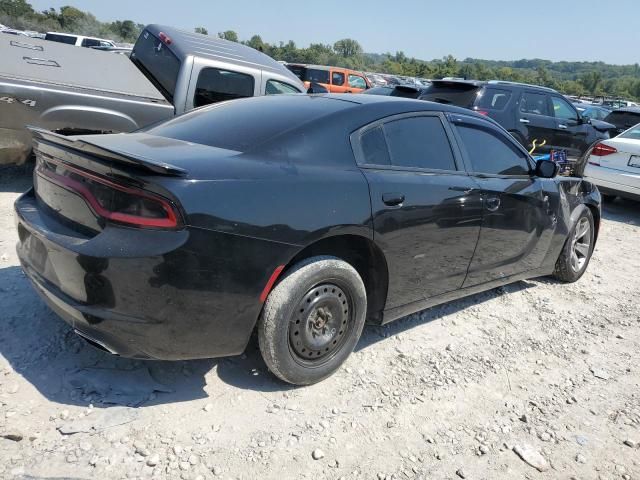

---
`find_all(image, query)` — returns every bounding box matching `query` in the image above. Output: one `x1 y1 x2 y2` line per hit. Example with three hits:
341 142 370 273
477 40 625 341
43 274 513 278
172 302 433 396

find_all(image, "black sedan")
15 94 601 385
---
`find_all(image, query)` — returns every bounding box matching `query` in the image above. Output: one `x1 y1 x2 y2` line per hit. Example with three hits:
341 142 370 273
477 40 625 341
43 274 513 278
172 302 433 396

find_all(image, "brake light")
476 110 490 116
591 143 617 157
158 31 172 45
37 157 182 229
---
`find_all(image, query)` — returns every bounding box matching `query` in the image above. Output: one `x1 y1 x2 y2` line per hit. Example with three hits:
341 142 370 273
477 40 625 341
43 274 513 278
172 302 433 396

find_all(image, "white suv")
45 32 116 48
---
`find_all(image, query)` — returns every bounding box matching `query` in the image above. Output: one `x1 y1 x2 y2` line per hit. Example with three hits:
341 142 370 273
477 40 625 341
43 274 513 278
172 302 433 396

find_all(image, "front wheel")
258 256 367 385
553 208 595 283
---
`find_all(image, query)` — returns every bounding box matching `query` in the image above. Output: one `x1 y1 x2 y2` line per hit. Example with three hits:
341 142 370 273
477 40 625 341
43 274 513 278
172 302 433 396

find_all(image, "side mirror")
535 159 559 178
578 116 589 125
307 82 328 94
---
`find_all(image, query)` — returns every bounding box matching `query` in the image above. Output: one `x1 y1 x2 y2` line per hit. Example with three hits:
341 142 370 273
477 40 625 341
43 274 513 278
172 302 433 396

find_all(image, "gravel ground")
0 166 639 480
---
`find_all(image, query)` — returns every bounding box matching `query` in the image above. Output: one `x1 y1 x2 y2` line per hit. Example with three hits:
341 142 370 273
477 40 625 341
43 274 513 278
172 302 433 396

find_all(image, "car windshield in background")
131 30 180 101
619 125 640 140
286 66 330 84
45 33 76 44
419 82 481 108
148 96 349 151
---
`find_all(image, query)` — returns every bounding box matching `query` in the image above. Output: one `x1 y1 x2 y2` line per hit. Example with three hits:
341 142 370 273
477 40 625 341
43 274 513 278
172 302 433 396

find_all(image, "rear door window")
81 38 102 48
520 92 550 116
359 116 456 171
194 68 255 107
332 71 345 86
454 123 530 175
475 88 512 110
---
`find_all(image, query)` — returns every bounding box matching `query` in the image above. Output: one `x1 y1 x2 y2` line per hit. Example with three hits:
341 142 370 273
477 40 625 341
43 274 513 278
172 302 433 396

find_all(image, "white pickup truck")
0 24 304 164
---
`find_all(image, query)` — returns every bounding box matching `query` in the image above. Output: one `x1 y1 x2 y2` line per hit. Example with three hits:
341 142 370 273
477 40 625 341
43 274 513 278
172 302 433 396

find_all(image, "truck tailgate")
0 36 167 102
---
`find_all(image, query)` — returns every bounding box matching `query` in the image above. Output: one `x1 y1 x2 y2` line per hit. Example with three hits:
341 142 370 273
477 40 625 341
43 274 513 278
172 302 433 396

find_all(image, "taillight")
591 143 617 157
37 157 182 229
158 31 172 45
476 110 490 116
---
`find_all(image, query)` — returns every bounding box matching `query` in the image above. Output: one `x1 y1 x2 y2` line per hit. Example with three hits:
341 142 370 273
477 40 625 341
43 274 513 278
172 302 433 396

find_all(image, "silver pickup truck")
0 24 305 164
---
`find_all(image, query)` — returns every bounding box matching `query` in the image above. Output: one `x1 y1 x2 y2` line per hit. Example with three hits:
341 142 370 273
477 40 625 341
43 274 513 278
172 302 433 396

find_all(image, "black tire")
553 208 595 283
258 256 367 385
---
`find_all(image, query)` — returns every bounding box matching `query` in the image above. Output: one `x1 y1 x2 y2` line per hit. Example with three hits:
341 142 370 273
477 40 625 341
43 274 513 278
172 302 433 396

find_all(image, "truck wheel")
553 209 595 283
258 256 367 385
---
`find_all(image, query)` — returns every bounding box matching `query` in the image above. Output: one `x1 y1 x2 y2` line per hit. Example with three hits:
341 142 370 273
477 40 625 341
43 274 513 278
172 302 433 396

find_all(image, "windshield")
619 124 640 140
131 30 180 102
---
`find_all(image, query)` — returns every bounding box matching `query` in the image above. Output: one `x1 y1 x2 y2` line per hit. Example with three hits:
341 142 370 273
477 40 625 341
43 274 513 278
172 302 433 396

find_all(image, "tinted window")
287 67 330 84
476 87 512 110
620 125 640 140
456 124 530 175
361 127 391 165
81 38 102 47
265 80 300 95
348 75 367 89
332 72 345 86
551 97 578 121
383 116 456 170
45 33 76 45
194 68 255 107
131 30 180 101
520 92 549 116
604 111 640 128
149 96 349 151
420 83 481 108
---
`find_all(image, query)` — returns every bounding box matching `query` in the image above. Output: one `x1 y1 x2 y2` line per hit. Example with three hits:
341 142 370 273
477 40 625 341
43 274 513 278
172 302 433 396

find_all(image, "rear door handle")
382 193 405 207
519 118 530 124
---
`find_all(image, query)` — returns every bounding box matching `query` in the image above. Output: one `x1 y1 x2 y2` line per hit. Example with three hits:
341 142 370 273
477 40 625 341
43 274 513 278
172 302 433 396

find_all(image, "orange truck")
285 64 371 93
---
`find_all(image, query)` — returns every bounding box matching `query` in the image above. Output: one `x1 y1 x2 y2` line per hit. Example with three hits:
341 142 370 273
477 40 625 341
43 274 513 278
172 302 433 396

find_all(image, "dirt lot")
0 166 638 480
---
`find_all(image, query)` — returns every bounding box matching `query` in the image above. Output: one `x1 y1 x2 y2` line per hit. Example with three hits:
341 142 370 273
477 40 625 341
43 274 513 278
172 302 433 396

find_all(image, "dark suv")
419 80 612 158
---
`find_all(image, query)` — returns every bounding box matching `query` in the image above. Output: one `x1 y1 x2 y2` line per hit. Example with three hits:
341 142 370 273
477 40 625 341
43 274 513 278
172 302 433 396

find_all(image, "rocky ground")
0 166 638 480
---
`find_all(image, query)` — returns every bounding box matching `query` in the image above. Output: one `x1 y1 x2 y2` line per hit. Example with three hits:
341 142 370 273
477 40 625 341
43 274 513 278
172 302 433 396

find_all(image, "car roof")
611 106 640 113
145 24 302 84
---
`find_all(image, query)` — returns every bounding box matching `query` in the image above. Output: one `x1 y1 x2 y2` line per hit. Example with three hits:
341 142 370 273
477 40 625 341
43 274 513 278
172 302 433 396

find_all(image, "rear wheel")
553 209 595 283
258 256 367 385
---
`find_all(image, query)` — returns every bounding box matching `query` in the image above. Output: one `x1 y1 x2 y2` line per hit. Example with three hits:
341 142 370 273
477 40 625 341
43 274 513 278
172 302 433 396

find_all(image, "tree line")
2 0 640 100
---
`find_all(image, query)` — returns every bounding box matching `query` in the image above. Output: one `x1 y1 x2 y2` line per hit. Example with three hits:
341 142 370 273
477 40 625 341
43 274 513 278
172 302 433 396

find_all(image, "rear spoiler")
28 127 187 177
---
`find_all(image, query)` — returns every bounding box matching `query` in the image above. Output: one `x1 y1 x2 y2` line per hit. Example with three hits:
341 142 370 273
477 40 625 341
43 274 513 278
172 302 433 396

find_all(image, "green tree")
58 5 85 30
218 30 238 42
333 38 362 58
194 26 208 35
0 0 33 17
110 20 139 42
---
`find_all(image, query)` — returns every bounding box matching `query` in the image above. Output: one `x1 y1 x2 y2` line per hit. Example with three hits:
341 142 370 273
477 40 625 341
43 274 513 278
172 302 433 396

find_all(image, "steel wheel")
288 283 352 365
570 217 591 273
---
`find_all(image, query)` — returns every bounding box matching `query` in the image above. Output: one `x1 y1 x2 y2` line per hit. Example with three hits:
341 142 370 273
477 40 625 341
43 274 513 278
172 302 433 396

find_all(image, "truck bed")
0 36 167 102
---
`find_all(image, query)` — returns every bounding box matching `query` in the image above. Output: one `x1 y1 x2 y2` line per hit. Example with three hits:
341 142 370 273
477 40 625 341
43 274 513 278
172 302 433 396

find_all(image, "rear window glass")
45 33 76 45
361 127 391 165
131 30 181 101
286 66 330 84
605 111 640 128
419 82 481 108
475 88 512 110
148 96 349 152
619 125 640 140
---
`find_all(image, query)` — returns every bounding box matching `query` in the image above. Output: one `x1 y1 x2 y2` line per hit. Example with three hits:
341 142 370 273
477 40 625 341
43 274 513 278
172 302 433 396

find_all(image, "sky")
28 0 640 65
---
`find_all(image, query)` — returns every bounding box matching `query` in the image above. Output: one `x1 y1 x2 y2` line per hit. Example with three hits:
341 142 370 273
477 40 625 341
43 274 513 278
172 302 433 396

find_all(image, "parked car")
419 80 613 158
44 32 117 48
573 103 611 121
602 107 640 137
15 94 600 385
0 25 304 164
582 123 640 201
363 84 429 98
286 64 371 93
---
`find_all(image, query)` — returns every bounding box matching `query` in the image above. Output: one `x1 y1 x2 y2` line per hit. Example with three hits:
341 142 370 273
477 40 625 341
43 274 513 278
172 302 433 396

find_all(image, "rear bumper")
583 170 640 200
15 189 294 360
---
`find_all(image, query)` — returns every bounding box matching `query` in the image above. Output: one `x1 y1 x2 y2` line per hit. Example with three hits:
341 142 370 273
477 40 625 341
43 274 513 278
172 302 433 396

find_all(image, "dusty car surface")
15 94 601 385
